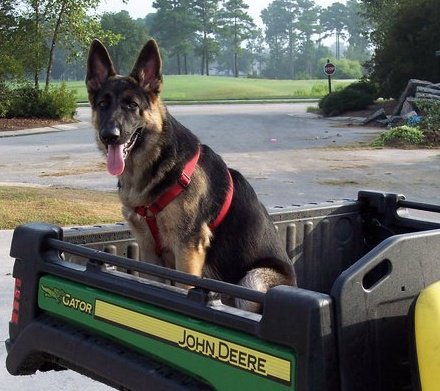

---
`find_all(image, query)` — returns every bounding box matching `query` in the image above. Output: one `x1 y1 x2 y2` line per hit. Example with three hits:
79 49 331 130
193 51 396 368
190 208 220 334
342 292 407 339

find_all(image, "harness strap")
145 214 162 256
148 145 201 215
209 169 234 231
134 145 234 256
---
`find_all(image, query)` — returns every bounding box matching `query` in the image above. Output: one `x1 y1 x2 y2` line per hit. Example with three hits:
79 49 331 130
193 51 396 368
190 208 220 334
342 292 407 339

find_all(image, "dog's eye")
97 100 108 108
127 102 138 110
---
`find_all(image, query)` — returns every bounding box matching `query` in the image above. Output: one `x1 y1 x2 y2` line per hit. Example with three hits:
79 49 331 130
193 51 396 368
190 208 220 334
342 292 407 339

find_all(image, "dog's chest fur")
116 115 213 264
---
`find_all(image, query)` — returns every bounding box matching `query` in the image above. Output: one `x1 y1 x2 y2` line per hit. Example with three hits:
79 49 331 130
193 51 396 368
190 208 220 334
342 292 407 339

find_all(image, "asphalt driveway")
0 102 439 390
1 103 438 206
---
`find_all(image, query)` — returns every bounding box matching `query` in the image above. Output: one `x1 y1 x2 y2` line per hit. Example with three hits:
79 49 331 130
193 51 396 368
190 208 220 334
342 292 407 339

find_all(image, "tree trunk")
335 30 340 60
33 0 40 89
234 16 238 77
34 71 39 89
288 28 295 79
205 38 209 76
45 0 67 89
201 31 208 75
177 53 181 75
200 52 205 75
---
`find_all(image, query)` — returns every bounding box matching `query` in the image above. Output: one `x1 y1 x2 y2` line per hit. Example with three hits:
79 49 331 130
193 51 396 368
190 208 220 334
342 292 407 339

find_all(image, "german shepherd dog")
86 39 296 312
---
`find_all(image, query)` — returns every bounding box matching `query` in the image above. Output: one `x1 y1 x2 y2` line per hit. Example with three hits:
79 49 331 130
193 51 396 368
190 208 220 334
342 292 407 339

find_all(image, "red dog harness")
134 145 234 256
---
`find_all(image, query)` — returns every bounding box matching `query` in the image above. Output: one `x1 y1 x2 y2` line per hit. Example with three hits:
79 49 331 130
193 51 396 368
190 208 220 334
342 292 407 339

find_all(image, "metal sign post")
324 59 336 94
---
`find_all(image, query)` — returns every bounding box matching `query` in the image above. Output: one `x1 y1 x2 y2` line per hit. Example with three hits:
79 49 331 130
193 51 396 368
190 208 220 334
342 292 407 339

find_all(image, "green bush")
0 82 12 117
7 84 42 117
318 80 378 116
40 83 77 119
3 82 76 119
371 125 425 147
417 99 440 144
345 80 378 97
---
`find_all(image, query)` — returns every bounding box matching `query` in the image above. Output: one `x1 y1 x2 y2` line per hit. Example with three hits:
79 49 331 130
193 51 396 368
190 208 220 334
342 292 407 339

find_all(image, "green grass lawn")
0 186 122 229
61 76 353 103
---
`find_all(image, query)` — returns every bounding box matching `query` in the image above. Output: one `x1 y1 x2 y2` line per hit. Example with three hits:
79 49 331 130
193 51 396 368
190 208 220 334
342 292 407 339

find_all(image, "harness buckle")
178 172 191 187
134 205 155 218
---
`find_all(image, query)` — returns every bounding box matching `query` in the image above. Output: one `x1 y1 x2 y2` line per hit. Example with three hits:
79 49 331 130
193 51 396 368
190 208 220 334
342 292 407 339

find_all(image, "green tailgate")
38 275 296 390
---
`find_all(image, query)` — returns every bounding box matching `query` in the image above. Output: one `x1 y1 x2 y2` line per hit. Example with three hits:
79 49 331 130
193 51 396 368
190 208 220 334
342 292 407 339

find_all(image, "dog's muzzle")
103 129 140 176
100 126 121 145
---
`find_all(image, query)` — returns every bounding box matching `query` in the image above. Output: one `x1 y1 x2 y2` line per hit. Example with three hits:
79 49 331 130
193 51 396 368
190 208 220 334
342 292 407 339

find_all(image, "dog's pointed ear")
130 39 163 94
86 39 116 98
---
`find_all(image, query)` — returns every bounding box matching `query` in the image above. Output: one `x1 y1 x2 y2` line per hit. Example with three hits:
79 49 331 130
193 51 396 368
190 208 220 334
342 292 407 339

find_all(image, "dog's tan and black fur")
86 39 296 312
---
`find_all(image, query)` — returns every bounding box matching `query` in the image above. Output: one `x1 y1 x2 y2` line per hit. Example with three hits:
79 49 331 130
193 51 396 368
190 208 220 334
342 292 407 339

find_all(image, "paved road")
4 103 439 206
1 103 439 390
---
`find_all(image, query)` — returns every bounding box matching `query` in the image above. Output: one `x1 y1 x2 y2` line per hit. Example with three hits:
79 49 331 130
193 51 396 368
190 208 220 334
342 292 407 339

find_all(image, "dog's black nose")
100 126 120 144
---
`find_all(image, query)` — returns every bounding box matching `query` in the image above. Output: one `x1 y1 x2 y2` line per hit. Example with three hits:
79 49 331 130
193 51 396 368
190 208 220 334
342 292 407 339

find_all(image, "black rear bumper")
6 314 212 391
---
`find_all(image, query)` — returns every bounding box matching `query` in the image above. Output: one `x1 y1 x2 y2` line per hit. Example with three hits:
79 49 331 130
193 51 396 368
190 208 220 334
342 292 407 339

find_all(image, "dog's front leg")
175 243 207 290
124 207 166 282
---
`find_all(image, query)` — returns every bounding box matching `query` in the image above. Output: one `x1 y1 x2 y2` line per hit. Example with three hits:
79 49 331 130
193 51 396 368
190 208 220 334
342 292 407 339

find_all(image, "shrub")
7 84 42 118
0 82 12 117
371 125 425 147
5 82 76 119
417 99 440 144
40 83 77 119
318 80 378 116
345 80 378 97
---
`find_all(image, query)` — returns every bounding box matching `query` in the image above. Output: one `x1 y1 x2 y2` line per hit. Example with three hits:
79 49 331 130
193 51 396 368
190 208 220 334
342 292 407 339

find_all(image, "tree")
141 13 157 33
320 2 347 59
51 46 85 80
151 0 196 74
261 0 321 79
362 0 440 97
18 0 119 89
246 28 266 76
0 1 23 81
344 0 370 62
16 1 48 88
193 0 220 75
217 0 255 77
295 0 320 77
100 11 149 75
360 0 399 49
277 0 301 79
261 1 289 78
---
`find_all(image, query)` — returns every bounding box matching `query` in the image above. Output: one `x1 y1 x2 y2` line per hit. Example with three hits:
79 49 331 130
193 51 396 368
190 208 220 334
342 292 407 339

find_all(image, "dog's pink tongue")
107 144 125 176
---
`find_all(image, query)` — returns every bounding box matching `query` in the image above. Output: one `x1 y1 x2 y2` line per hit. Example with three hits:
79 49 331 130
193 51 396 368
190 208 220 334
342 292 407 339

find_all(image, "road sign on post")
324 60 336 93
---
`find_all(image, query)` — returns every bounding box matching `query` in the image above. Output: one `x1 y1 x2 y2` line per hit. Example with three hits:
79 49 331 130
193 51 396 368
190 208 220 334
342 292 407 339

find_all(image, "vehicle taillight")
11 278 22 325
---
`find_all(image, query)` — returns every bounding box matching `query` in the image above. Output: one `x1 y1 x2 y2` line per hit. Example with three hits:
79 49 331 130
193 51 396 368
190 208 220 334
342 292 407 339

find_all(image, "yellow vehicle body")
415 281 440 390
